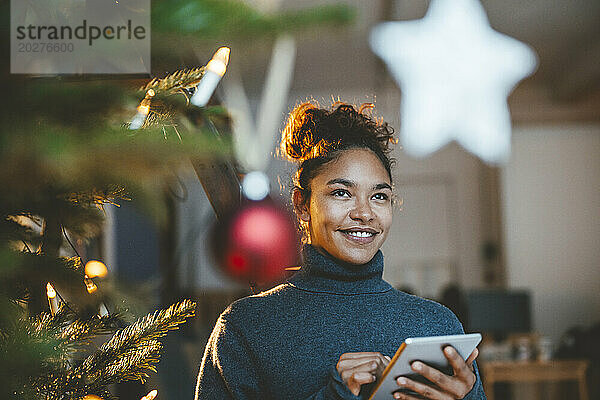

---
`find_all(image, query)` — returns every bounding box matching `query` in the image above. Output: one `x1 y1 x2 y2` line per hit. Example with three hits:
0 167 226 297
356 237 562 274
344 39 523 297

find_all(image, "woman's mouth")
339 228 378 243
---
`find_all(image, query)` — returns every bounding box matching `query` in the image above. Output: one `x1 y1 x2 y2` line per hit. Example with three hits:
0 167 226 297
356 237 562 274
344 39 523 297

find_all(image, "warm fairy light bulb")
47 282 59 315
86 282 98 293
99 303 110 317
85 260 108 278
46 282 56 299
206 47 230 77
141 389 158 400
136 104 150 116
83 396 102 400
130 88 156 129
191 47 231 107
84 275 98 293
136 89 154 115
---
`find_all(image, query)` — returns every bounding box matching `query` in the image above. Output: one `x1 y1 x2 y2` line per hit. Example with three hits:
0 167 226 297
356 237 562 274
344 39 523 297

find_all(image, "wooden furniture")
481 359 589 400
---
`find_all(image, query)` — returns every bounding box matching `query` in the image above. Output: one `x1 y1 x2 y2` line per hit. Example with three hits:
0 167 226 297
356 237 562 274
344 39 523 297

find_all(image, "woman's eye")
331 189 350 198
372 193 389 201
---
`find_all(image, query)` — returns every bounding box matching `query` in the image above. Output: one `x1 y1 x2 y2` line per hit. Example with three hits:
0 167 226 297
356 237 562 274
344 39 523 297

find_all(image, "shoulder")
219 283 295 327
390 289 465 334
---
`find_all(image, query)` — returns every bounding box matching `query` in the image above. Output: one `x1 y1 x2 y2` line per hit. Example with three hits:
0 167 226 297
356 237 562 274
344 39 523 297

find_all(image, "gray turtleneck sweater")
195 246 486 399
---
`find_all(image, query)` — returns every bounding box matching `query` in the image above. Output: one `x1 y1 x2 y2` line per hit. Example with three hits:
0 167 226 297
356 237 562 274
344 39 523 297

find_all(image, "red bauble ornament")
210 199 300 286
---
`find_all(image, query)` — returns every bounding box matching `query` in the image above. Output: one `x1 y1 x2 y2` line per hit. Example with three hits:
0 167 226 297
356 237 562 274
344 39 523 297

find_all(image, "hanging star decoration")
370 0 537 164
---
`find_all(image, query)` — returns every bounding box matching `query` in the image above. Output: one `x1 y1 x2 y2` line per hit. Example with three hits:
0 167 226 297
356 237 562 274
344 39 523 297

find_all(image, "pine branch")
52 341 162 400
141 108 178 130
141 67 205 96
60 185 131 209
0 251 84 304
0 217 41 246
56 300 195 397
134 68 210 130
1 303 128 400
2 80 128 128
59 313 123 350
3 201 105 242
53 207 105 240
1 314 68 400
100 339 162 384
30 307 124 353
76 300 195 375
0 122 228 206
33 306 73 336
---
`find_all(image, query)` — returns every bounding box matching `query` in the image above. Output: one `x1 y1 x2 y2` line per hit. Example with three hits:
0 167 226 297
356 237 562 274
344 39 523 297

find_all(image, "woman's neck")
286 244 392 295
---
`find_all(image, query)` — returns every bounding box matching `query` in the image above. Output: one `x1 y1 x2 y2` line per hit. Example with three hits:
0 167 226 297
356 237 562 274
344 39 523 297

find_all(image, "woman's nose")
349 198 374 221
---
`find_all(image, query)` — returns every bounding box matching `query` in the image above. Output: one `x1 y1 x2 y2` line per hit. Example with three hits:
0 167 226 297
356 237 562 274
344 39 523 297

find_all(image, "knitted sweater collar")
287 245 392 295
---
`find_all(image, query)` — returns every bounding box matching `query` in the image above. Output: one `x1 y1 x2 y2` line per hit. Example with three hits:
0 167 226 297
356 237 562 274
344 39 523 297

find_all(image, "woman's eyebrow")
327 178 354 187
373 183 392 191
326 179 392 191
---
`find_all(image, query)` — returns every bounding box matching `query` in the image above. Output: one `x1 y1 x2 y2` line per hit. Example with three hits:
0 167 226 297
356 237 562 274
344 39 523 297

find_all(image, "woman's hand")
393 347 479 399
336 352 390 396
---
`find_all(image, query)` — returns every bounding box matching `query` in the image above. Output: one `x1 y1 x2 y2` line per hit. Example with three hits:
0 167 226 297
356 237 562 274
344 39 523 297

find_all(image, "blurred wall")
501 124 600 346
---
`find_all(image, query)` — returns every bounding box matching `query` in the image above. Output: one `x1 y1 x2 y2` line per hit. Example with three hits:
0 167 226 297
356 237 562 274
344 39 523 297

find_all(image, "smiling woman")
294 147 393 265
195 102 487 400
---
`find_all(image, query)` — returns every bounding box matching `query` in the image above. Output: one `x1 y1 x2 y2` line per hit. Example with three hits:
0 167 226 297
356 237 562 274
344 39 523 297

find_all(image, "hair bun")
280 102 328 162
280 101 395 163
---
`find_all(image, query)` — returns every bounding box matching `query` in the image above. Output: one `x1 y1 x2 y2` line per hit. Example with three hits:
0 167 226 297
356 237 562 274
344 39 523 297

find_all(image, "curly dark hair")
280 101 396 204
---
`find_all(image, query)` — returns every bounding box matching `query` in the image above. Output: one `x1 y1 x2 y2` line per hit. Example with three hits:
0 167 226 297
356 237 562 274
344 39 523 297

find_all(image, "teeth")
347 231 374 238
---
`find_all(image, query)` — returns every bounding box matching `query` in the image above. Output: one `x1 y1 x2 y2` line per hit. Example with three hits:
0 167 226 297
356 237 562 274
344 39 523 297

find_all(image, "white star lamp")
370 0 537 164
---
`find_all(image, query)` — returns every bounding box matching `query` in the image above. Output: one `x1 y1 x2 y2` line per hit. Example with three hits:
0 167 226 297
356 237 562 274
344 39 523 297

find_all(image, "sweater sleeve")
195 315 261 400
463 360 487 400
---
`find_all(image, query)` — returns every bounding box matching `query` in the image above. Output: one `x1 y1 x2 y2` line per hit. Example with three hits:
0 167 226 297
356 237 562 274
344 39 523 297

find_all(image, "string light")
99 303 109 317
141 389 158 400
84 275 98 294
46 282 59 315
129 88 156 130
85 260 108 278
190 47 230 107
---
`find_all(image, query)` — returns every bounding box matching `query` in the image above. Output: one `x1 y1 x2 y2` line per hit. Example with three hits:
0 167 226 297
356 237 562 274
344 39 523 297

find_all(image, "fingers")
337 353 388 374
337 352 390 396
349 371 377 385
339 352 386 360
443 347 476 386
339 359 382 381
346 371 377 396
340 360 380 396
347 371 375 389
409 361 460 398
465 348 479 367
394 376 448 400
397 347 476 399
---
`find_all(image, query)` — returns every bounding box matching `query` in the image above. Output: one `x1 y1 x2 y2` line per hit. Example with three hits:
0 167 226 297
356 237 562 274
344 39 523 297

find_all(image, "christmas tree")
0 62 219 400
0 1 352 398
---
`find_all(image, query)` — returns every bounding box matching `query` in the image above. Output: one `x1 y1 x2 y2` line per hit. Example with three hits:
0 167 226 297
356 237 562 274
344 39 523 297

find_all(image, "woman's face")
296 148 393 265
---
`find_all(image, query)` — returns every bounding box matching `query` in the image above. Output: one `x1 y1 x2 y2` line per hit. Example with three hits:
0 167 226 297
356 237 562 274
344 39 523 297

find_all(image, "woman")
195 102 486 399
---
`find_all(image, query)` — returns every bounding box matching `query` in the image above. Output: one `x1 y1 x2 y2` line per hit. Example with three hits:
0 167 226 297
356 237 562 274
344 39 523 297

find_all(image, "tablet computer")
367 333 482 400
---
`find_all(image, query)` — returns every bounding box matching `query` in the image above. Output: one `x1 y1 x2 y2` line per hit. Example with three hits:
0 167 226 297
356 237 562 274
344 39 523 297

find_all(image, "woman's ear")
292 189 310 222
